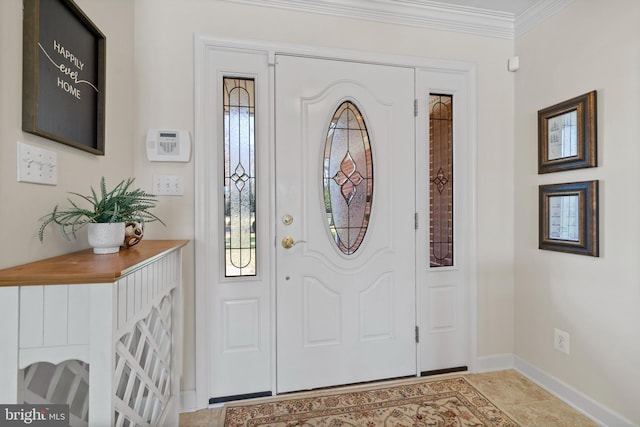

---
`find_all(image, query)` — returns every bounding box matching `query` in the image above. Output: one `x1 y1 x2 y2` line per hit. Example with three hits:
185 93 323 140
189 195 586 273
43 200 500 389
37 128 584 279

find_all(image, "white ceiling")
225 0 574 38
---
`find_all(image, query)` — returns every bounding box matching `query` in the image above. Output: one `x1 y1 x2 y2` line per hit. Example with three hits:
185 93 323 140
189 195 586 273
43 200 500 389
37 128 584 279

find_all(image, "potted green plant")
39 177 165 254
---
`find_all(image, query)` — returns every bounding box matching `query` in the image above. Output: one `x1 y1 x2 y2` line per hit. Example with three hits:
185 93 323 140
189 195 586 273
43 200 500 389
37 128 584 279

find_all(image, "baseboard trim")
181 389 197 413
475 353 514 372
513 356 636 427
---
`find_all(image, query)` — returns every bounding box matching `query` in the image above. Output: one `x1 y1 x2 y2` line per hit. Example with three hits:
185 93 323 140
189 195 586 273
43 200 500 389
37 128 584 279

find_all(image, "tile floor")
179 370 597 426
465 370 597 426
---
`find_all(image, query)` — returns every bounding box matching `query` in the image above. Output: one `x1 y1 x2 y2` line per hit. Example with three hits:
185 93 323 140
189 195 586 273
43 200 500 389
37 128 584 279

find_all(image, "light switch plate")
17 142 57 185
153 174 184 196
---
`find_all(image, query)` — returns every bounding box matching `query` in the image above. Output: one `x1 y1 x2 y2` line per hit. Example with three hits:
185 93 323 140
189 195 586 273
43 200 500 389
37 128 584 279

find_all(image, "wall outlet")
554 328 570 355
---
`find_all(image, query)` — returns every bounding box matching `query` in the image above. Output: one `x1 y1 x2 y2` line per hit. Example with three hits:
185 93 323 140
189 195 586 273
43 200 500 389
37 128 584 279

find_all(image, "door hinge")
414 99 418 117
415 326 420 343
415 213 419 230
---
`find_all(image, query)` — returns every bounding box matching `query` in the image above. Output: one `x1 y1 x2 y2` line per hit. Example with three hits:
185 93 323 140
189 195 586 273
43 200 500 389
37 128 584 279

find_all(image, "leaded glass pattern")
429 94 453 267
323 101 373 255
223 78 256 276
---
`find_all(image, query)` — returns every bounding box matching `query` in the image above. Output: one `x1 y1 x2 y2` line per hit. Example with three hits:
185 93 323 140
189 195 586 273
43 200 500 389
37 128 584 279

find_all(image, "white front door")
275 55 417 393
196 39 477 405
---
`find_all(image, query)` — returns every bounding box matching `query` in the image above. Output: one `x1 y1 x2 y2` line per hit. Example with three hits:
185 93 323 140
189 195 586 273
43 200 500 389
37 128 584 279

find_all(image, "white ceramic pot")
87 222 125 254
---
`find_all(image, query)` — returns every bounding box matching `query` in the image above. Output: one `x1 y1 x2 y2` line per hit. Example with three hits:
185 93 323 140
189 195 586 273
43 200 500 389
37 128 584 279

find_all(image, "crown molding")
225 0 515 39
224 0 573 39
515 0 574 37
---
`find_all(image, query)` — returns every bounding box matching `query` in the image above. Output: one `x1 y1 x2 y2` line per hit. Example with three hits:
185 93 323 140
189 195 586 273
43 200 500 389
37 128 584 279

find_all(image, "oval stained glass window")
323 101 373 255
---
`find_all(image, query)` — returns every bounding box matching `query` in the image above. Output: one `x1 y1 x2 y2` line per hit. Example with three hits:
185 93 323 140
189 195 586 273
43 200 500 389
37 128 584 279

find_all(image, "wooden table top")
0 240 189 287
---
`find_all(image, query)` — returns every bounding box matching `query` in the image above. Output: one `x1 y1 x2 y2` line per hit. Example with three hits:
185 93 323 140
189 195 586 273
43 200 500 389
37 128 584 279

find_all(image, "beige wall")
514 1 640 423
133 0 515 393
1 0 515 405
3 0 637 422
0 0 136 267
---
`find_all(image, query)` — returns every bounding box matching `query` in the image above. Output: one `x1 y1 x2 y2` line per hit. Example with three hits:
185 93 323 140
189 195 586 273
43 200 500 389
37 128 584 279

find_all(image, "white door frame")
194 34 478 410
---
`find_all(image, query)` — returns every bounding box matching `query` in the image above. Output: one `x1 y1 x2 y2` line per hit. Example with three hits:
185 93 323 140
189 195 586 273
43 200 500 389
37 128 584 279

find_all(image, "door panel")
275 55 416 393
203 50 272 399
416 69 471 372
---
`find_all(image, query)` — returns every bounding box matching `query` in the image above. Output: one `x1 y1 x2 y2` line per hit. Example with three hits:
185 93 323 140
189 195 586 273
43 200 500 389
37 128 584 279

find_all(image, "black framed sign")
22 0 106 155
539 180 599 257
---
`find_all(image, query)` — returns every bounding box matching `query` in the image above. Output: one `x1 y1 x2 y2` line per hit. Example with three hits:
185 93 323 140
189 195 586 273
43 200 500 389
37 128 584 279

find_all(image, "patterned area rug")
224 376 519 426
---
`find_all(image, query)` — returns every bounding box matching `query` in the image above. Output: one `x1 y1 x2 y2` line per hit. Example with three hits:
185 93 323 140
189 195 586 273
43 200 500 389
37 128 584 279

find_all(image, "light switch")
152 174 184 196
17 142 57 185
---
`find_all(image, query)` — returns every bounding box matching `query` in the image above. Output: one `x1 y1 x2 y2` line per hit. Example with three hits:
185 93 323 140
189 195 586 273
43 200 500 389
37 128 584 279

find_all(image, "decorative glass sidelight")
223 77 256 276
323 101 373 255
429 94 454 267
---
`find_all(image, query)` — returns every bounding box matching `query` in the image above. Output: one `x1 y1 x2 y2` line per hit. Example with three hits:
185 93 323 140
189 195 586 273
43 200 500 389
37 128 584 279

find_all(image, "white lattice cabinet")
0 240 188 426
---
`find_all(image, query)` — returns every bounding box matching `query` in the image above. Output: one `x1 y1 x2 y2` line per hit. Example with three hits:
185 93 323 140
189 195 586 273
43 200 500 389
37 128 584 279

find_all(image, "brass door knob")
282 236 295 249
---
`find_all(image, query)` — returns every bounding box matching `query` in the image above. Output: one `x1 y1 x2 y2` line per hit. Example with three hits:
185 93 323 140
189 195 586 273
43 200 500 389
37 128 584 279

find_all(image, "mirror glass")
547 110 577 160
548 194 580 241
